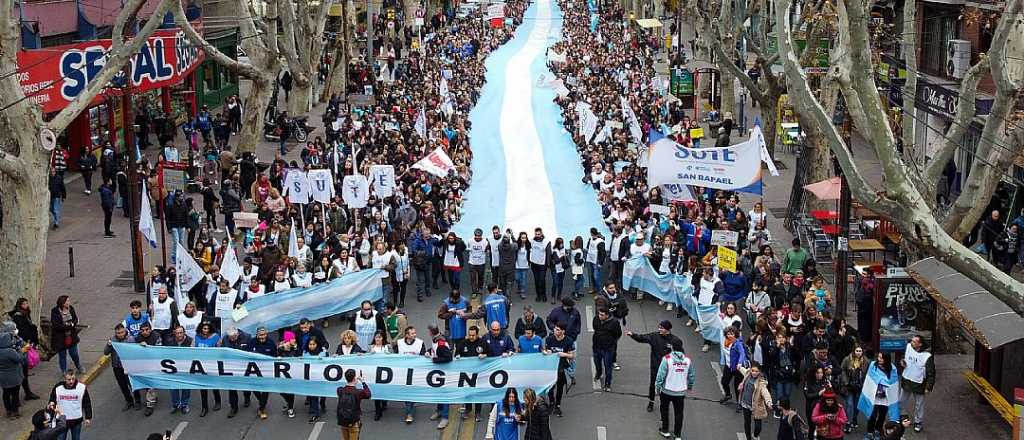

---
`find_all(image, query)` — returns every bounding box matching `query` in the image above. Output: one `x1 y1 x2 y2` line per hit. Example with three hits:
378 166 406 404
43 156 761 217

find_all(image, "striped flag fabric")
858 361 902 422
138 182 158 248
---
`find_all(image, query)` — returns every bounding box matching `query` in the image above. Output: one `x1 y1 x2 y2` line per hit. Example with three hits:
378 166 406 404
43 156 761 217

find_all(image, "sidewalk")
0 85 328 440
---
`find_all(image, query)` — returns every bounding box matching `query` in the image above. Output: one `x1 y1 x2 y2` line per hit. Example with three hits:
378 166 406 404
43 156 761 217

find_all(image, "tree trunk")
288 80 314 115
0 162 49 316
324 43 349 101
762 95 778 157
799 81 839 213
237 78 274 154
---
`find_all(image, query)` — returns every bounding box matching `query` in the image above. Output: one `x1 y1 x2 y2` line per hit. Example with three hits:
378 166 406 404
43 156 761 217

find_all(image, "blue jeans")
415 268 430 298
552 271 565 299
279 137 287 155
587 262 603 291
58 345 82 373
50 198 63 227
845 393 860 424
309 396 321 417
171 389 191 408
224 212 236 236
170 227 186 260
446 269 461 291
772 380 793 405
57 421 82 440
593 347 615 387
405 401 416 417
573 274 585 295
515 269 529 295
436 404 449 418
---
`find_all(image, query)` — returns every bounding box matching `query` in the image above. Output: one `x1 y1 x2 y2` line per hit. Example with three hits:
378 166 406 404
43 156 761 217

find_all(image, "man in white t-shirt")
467 228 489 296
899 335 936 432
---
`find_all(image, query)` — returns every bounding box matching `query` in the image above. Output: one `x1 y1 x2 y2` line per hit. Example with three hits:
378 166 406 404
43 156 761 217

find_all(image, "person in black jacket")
591 307 622 391
29 405 67 440
77 151 97 195
99 179 116 237
48 169 66 229
222 329 251 417
626 320 682 412
50 296 82 374
523 388 553 440
513 305 548 339
248 327 277 419
607 226 632 290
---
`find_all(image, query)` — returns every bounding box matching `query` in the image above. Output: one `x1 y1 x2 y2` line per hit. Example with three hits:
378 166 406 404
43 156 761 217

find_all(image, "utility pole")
120 10 146 292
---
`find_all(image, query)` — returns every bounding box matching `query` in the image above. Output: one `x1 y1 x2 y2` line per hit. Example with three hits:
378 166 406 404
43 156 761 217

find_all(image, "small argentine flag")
138 182 158 248
858 361 902 422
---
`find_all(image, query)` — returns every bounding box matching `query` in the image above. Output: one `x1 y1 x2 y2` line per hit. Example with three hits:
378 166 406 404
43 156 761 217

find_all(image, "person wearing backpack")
336 369 371 440
777 399 809 440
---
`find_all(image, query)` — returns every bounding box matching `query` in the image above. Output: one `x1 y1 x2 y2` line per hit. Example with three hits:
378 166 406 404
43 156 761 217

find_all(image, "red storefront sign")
17 24 205 114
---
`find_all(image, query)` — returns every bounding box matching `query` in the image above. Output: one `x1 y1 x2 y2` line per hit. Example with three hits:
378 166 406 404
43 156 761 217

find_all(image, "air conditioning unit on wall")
946 39 971 79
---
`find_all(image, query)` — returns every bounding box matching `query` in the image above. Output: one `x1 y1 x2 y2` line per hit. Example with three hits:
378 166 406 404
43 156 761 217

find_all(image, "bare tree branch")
942 0 1024 239
921 57 988 184
776 0 897 213
112 0 148 52
47 0 175 132
171 0 267 80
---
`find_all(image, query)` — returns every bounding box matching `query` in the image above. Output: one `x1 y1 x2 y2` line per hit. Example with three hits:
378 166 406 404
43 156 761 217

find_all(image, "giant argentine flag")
455 0 606 240
225 269 384 334
858 361 902 422
113 345 558 404
622 257 721 344
647 127 766 195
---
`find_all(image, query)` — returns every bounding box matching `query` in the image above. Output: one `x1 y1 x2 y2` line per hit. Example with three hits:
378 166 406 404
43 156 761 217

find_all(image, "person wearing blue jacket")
476 284 510 329
721 269 749 304
681 219 711 256
719 326 749 406
485 388 524 440
438 289 469 344
193 322 221 417
247 327 277 420
481 321 515 357
408 228 437 301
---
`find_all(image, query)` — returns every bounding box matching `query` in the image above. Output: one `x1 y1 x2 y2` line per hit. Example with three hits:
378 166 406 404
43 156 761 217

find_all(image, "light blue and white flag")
858 361 901 422
229 269 385 334
138 182 158 248
112 344 559 404
622 257 721 343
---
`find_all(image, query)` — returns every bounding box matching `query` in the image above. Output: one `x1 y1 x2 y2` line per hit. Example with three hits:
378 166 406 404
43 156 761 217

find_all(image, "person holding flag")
139 181 159 248
859 352 901 439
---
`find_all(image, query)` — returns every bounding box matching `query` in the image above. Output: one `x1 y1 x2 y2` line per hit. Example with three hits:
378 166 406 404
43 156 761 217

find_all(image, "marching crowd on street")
1 0 941 439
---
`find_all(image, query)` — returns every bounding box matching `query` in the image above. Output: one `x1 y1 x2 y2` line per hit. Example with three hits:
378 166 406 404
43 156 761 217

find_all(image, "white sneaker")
675 437 683 440
437 418 449 429
658 300 665 305
701 344 709 352
666 303 673 311
83 189 91 195
429 411 440 421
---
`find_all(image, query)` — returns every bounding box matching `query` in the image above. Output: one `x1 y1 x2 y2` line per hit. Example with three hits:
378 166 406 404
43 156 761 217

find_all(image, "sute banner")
17 24 205 114
647 126 765 194
113 344 559 404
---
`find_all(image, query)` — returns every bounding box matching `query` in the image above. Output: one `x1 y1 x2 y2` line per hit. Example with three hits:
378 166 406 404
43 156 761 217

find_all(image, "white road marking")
585 305 595 332
596 426 608 440
710 361 725 395
307 421 325 440
590 357 601 390
170 421 188 440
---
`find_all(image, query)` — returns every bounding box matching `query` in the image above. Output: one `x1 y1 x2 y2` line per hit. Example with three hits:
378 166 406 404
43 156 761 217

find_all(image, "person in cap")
654 339 694 440
626 320 683 413
811 388 848 440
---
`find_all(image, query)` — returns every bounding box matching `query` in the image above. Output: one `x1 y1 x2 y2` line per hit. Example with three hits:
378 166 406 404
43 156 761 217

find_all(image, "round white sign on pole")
39 128 57 151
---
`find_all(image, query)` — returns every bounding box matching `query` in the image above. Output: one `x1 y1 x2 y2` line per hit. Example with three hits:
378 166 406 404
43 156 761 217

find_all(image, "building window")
920 8 960 76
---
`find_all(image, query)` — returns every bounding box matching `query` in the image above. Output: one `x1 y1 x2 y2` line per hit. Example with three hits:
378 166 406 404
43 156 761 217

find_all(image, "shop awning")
635 18 663 28
906 257 1024 349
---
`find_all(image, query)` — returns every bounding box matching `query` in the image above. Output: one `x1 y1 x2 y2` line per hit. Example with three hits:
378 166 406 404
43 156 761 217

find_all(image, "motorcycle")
262 112 317 143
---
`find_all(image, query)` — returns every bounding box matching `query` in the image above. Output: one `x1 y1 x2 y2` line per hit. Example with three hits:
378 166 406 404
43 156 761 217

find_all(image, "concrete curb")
13 354 110 440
